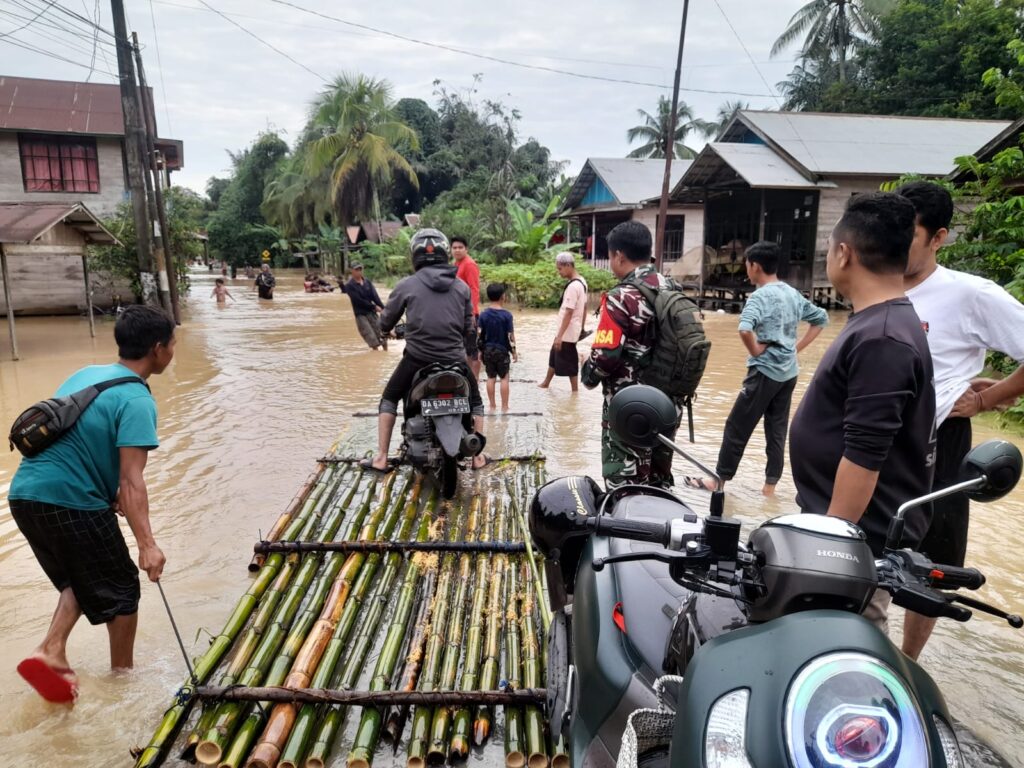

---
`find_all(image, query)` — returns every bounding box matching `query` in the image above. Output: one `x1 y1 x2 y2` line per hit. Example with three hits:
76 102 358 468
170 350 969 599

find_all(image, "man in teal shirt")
8 305 175 703
686 241 828 496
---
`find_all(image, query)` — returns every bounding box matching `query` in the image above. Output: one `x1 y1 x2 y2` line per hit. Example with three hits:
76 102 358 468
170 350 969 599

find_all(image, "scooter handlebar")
589 517 669 546
927 563 986 590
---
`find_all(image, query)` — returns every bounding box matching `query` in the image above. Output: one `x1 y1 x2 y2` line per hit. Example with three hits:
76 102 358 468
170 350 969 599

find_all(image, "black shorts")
465 316 479 359
482 347 511 379
548 342 579 377
9 500 140 624
382 354 484 414
918 417 972 567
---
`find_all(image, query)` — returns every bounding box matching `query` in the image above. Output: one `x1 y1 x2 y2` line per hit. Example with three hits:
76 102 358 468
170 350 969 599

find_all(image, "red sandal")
17 657 78 704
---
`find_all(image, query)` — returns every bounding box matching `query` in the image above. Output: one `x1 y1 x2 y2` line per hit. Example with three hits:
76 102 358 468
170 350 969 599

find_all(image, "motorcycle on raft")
530 385 1023 768
397 362 484 499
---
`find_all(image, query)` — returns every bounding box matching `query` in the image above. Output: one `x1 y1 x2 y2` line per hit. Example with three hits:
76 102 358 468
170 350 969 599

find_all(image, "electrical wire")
0 9 116 61
0 34 117 77
43 0 114 37
197 0 326 82
81 0 98 81
710 0 820 169
148 0 173 134
0 0 53 37
5 0 114 45
263 0 776 98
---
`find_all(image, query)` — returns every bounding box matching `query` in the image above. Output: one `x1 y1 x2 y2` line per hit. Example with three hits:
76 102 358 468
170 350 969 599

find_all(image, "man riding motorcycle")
362 228 487 474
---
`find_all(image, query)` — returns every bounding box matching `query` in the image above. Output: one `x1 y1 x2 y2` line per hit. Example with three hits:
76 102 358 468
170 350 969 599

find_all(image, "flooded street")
1 268 1022 766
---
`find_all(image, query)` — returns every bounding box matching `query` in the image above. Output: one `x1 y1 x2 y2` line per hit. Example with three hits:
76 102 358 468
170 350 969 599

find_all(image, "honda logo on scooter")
817 549 860 563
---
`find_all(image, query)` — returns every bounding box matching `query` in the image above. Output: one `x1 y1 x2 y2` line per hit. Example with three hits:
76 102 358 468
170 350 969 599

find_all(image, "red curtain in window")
20 135 100 193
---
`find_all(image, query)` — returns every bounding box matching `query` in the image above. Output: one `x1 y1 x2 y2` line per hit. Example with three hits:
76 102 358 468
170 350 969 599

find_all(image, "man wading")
342 263 387 350
254 263 276 300
8 306 175 702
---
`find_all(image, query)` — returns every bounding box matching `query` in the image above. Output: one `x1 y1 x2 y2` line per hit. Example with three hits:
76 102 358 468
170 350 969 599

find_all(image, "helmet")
410 228 450 271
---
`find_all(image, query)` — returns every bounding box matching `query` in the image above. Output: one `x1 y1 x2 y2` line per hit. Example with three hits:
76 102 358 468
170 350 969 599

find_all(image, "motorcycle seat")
608 494 701 678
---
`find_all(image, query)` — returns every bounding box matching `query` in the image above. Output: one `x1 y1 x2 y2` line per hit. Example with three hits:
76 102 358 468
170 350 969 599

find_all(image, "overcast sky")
2 0 812 194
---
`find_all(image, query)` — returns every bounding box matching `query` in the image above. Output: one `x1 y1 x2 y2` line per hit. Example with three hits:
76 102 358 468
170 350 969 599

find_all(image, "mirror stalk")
885 476 986 551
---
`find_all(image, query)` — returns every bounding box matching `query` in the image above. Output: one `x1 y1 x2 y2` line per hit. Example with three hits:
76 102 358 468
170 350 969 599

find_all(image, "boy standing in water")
210 278 235 304
477 283 518 410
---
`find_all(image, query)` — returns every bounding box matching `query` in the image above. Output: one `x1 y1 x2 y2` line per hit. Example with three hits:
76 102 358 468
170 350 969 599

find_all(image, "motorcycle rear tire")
438 454 458 499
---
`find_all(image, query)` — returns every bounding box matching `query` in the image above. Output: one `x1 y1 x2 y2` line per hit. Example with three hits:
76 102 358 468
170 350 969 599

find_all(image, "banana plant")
495 196 577 264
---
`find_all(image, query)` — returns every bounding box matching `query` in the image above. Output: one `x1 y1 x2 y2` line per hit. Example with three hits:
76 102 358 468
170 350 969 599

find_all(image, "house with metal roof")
671 110 1011 295
559 157 704 269
0 75 183 217
0 202 121 359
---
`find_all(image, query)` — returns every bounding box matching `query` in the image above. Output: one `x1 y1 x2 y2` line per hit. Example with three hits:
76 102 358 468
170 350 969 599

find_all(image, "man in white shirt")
539 252 588 392
898 181 1024 659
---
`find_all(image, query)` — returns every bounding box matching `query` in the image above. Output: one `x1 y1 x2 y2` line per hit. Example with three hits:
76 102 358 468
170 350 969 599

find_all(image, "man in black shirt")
789 192 936 633
341 264 387 350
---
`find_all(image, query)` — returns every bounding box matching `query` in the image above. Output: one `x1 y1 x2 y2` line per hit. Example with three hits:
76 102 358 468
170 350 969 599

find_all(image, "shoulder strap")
90 376 150 394
624 275 659 307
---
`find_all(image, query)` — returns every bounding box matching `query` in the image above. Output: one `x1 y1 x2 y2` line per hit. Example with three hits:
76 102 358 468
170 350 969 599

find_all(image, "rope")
156 581 199 688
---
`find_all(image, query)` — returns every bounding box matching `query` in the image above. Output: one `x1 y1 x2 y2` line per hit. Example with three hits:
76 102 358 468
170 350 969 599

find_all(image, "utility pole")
111 0 158 306
654 0 691 272
132 32 180 323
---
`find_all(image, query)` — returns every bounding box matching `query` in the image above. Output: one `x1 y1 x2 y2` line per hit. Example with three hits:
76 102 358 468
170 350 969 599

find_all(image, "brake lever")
592 551 691 571
950 594 1024 629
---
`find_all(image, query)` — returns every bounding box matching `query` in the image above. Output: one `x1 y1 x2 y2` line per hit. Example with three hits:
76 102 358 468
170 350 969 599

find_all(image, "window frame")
18 133 101 194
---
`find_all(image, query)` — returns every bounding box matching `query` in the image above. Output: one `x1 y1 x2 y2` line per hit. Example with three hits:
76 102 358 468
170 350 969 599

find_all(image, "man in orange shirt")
453 236 482 377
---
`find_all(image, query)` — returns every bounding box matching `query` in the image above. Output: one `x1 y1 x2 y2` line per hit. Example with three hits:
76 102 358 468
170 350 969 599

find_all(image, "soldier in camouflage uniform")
581 221 680 488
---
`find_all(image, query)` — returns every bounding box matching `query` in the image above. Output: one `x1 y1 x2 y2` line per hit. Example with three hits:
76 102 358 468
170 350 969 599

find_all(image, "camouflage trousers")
601 403 678 489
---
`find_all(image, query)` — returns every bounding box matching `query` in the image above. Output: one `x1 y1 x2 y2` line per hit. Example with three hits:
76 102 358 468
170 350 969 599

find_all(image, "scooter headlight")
785 653 928 768
704 688 753 768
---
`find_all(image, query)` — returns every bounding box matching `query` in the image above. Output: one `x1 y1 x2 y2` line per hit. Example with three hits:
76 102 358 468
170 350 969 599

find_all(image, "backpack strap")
91 375 150 394
623 275 659 308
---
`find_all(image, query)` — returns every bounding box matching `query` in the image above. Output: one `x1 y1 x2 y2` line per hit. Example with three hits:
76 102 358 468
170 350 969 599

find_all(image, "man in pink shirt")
540 252 588 392
453 236 482 376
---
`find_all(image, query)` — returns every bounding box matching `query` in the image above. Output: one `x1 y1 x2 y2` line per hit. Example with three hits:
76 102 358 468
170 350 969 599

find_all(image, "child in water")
477 283 517 410
211 278 235 304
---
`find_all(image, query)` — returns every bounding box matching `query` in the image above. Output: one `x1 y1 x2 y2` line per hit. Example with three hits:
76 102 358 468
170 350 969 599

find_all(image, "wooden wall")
0 225 130 315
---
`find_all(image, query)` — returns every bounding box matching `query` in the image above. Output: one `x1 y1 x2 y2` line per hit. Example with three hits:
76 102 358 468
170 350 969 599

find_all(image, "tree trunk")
838 1 847 85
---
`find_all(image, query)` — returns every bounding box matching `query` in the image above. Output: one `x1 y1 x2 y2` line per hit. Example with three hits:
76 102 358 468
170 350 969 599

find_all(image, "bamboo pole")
250 465 329 571
382 566 436 748
192 476 368 766
255 541 527 555
133 465 347 768
472 496 508 746
194 688 548 707
503 543 525 768
520 560 549 768
426 492 482 765
301 485 431 768
207 475 396 768
449 488 494 760
241 473 408 768
347 493 438 768
406 499 465 768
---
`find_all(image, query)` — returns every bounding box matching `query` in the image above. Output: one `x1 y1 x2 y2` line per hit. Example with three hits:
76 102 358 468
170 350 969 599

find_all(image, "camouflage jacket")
581 264 678 402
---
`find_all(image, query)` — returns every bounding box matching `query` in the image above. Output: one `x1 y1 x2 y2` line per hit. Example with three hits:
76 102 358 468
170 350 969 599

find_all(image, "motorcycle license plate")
422 397 471 416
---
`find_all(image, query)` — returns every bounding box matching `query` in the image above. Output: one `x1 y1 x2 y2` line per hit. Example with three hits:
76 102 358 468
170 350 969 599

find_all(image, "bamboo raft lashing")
134 449 549 768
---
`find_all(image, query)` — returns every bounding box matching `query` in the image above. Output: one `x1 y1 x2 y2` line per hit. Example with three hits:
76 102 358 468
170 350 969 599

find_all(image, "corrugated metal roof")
0 202 118 245
703 143 822 188
737 110 1011 176
0 75 183 169
563 157 691 212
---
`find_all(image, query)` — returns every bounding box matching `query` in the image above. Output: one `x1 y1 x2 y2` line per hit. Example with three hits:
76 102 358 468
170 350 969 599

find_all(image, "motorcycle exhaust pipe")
460 432 484 456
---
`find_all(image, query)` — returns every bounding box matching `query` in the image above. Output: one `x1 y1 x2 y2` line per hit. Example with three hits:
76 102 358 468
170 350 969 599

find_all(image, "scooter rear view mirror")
961 440 1022 502
608 385 679 449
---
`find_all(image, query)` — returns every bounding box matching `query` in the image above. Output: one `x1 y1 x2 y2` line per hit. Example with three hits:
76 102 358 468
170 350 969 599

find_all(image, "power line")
0 34 117 76
0 0 53 37
45 0 114 36
264 0 777 98
4 0 114 47
0 8 116 60
197 0 326 82
148 0 173 133
81 0 98 81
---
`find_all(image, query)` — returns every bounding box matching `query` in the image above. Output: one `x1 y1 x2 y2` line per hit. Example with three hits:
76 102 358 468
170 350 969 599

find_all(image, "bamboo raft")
133 446 559 768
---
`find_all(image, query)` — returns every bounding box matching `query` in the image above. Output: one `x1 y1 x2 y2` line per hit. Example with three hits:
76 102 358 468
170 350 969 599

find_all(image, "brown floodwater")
0 268 1022 766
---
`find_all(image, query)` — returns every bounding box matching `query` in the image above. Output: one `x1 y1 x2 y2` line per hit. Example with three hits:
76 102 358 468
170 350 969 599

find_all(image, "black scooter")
530 385 1023 768
399 363 484 499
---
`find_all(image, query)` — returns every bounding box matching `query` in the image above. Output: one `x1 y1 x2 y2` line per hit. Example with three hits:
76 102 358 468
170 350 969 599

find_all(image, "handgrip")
928 564 986 590
591 517 669 546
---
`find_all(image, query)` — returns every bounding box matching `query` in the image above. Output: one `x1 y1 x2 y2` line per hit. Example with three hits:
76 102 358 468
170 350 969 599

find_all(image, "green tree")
709 100 749 137
206 132 289 266
982 38 1024 112
770 0 883 84
626 96 712 159
306 73 419 233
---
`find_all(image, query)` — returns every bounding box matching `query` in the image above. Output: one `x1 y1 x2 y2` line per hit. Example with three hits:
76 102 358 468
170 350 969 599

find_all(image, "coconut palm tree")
770 0 888 84
626 96 713 160
306 74 420 234
710 100 749 138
